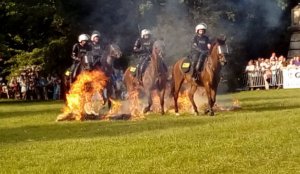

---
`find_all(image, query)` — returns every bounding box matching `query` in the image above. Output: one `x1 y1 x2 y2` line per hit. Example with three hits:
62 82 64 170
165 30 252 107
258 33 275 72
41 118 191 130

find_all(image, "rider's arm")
207 37 211 50
71 44 80 61
133 39 142 53
192 36 201 52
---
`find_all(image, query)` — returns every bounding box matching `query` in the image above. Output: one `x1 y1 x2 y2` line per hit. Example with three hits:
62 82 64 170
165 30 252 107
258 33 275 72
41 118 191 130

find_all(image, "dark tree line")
0 0 297 90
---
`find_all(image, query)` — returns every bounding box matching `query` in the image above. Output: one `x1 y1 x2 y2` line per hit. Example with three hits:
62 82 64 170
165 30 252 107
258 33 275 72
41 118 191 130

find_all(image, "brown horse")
124 40 168 115
171 37 228 116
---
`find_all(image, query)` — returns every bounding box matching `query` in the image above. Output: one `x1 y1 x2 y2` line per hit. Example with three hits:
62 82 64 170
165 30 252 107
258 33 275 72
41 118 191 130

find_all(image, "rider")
90 30 103 67
191 23 211 81
133 29 154 81
70 34 91 81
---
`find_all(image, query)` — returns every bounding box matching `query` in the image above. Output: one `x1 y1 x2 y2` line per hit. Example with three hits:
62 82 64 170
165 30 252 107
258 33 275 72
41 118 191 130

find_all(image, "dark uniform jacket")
71 43 91 61
133 38 154 57
192 35 210 53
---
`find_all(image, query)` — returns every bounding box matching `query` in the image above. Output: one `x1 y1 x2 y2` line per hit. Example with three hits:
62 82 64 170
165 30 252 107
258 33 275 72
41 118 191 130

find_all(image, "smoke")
81 0 140 54
79 0 288 91
151 1 193 64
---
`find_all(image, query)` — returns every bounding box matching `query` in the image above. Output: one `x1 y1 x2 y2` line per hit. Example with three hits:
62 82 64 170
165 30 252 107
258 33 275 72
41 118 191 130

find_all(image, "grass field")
0 89 299 173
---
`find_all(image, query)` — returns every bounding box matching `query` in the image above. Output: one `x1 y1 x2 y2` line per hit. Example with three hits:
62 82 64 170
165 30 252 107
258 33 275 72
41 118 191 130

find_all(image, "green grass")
0 89 299 173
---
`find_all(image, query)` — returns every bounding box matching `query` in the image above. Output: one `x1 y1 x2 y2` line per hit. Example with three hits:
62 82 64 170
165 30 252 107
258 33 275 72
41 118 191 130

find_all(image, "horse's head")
213 36 229 66
108 43 122 59
152 40 166 59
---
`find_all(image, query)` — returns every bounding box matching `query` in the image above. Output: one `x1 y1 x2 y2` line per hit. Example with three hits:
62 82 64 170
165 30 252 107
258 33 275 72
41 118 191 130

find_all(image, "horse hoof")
209 112 215 116
161 111 165 115
194 112 199 116
143 107 150 114
204 109 210 115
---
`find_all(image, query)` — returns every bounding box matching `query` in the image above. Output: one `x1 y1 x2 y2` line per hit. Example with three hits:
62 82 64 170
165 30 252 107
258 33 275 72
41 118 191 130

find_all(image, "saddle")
180 57 192 73
129 66 137 76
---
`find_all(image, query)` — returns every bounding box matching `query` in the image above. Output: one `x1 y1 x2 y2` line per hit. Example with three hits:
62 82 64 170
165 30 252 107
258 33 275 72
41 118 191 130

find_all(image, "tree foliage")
0 0 297 89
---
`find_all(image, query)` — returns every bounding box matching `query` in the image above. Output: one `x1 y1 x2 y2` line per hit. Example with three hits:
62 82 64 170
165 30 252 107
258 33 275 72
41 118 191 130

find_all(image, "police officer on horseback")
191 23 211 81
70 34 91 82
133 29 154 81
90 30 103 67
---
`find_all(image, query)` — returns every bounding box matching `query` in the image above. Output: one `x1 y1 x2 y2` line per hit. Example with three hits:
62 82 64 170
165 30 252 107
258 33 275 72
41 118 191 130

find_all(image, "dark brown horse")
99 43 122 108
124 40 168 115
171 37 228 116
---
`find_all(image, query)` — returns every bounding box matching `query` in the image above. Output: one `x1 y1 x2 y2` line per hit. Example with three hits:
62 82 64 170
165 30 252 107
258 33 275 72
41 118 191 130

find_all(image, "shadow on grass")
0 109 61 119
237 96 297 102
233 101 300 113
0 100 64 105
0 116 229 144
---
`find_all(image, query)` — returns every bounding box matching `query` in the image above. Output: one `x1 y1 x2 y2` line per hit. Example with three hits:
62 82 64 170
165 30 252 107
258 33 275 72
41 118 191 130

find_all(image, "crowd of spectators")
0 66 62 100
245 52 300 90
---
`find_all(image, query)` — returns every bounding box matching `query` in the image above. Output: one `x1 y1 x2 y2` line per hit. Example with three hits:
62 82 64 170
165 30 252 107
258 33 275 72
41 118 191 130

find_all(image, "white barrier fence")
243 68 300 89
242 69 281 89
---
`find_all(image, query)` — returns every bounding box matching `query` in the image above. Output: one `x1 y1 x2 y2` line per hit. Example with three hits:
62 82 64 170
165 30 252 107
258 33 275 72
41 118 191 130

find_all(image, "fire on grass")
56 70 240 121
105 90 144 120
56 70 107 121
56 70 144 121
152 89 241 114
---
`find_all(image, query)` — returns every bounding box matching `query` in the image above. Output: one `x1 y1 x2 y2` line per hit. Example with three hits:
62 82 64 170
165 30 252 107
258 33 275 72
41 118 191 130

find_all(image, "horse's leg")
173 75 184 115
204 85 214 116
159 89 165 115
188 85 199 115
143 90 152 114
209 89 217 116
106 82 113 110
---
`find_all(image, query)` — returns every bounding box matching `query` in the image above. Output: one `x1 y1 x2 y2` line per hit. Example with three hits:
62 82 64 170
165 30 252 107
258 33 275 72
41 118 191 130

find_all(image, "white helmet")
141 29 151 38
78 34 89 42
91 30 101 41
195 23 207 33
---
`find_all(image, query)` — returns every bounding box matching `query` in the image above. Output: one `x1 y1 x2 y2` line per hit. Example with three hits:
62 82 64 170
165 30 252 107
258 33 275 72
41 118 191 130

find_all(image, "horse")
171 37 228 116
99 43 122 108
123 40 168 115
67 43 122 109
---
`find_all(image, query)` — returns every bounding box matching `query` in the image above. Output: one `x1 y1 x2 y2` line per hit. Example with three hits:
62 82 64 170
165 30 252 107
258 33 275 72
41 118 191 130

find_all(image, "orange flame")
151 91 161 113
177 90 192 112
107 98 122 116
58 70 108 121
129 90 143 119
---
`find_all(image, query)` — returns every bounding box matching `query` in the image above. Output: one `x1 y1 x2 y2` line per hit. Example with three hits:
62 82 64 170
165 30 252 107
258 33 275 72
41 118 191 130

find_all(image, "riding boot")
196 58 205 72
162 61 168 72
136 64 140 80
191 63 198 82
139 62 145 82
191 52 200 81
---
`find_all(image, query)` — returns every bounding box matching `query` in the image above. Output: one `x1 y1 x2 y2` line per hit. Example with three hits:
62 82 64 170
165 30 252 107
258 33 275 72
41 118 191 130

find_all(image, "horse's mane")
209 36 226 54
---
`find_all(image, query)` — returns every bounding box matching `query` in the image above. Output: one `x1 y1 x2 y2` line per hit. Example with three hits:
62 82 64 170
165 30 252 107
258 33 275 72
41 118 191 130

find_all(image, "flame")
57 70 108 121
107 99 122 116
129 90 143 119
165 90 193 114
232 99 240 107
151 91 161 113
177 90 192 112
213 98 241 111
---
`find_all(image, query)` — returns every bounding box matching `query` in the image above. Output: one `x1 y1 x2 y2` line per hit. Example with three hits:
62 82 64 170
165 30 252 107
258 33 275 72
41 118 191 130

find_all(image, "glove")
74 57 81 62
134 48 142 53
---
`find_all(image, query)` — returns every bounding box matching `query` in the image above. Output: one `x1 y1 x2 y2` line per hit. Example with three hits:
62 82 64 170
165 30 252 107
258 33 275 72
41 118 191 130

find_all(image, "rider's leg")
196 51 207 72
71 62 80 83
162 61 168 72
136 57 143 80
70 61 76 75
192 52 200 79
